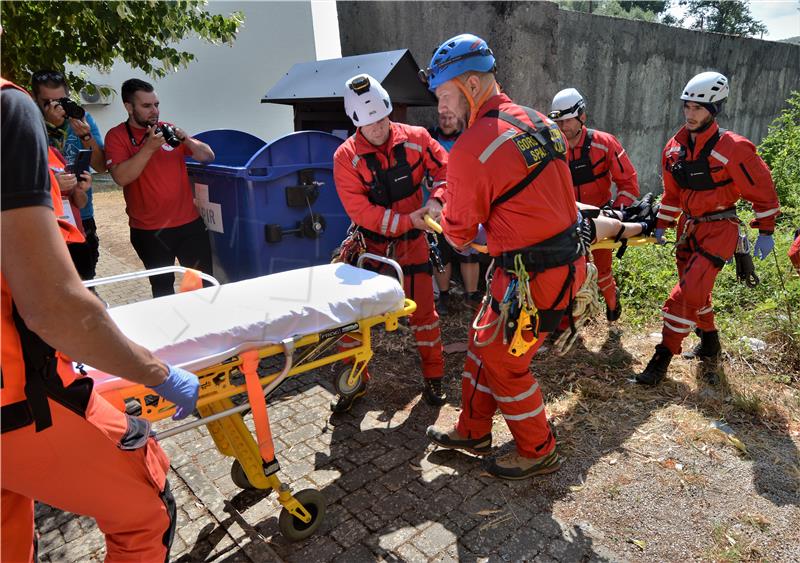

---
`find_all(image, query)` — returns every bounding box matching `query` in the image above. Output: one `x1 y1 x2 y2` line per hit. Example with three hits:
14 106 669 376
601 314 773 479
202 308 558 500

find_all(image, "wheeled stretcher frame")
85 256 415 541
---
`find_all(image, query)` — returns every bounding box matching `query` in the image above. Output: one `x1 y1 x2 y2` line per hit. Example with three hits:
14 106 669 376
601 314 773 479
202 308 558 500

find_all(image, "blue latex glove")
149 366 200 420
654 228 667 245
753 234 774 260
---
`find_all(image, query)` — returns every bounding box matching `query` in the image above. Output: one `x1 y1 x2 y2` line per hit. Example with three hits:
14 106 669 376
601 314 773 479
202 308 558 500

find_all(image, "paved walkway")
34 182 622 562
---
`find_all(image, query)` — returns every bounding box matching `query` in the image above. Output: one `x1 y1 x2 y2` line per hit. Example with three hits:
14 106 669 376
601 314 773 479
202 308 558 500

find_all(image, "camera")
56 97 86 120
157 123 182 148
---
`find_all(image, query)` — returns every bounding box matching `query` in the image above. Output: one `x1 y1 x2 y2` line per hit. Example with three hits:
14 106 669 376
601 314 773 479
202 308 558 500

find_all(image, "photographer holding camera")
32 70 106 282
104 78 215 297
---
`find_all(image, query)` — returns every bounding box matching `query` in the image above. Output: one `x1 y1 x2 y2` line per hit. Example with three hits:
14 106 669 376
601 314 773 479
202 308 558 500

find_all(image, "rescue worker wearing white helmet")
331 73 449 411
637 71 780 385
549 87 641 322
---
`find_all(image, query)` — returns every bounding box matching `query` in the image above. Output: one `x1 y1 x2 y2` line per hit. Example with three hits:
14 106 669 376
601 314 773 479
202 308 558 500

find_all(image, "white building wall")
69 1 340 143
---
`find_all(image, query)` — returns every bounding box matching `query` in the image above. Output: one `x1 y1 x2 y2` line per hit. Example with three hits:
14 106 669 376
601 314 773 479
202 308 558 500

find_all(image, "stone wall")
338 1 800 192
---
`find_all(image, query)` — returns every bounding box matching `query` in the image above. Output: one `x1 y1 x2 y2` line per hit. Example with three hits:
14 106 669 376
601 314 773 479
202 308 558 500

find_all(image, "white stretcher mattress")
89 264 405 383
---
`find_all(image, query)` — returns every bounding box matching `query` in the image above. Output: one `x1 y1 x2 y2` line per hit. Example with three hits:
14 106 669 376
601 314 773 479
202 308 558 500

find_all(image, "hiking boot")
682 329 721 360
436 291 450 316
422 378 446 406
697 357 724 387
330 377 368 413
635 344 673 385
606 288 622 322
483 449 562 480
426 426 492 456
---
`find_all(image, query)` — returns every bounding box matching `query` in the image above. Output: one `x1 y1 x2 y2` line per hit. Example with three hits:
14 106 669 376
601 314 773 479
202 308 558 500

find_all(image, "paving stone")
374 520 419 551
283 423 323 445
411 521 458 558
337 463 383 492
285 536 343 563
372 446 415 472
396 542 428 562
377 463 418 492
333 543 376 563
340 488 374 514
330 516 369 548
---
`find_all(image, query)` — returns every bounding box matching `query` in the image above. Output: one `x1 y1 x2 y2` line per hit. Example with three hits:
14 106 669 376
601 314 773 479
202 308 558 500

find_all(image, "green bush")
759 91 800 209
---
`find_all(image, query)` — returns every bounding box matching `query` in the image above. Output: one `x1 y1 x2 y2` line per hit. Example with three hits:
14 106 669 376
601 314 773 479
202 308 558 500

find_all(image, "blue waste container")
185 130 349 282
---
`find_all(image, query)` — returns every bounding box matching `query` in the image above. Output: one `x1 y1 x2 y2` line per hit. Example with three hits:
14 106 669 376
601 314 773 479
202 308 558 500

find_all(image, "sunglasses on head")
32 71 65 84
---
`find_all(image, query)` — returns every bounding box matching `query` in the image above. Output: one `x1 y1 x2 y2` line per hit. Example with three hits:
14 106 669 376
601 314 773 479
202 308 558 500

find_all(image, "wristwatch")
81 133 92 142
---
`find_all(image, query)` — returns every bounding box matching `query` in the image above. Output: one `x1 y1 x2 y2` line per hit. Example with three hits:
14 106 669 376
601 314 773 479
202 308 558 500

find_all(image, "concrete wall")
337 1 800 193
69 1 340 144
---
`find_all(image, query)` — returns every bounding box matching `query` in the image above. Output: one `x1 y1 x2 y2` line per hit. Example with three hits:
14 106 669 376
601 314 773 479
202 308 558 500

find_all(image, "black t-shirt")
1 87 53 211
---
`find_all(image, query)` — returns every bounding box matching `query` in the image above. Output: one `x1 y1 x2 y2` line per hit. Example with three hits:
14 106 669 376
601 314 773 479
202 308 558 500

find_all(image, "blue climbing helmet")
421 34 496 92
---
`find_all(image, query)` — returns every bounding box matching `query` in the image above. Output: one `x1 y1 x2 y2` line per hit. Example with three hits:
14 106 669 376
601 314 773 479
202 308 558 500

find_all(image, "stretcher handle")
423 215 488 253
591 236 656 251
356 253 404 285
156 337 298 440
83 266 220 289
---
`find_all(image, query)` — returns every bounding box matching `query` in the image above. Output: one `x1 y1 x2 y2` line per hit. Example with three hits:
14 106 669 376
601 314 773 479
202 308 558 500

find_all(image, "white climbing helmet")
549 88 586 121
680 72 729 104
343 73 392 127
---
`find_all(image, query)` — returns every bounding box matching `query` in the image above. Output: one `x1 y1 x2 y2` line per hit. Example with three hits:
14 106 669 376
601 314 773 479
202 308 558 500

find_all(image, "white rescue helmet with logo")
549 88 586 121
344 74 392 127
680 71 729 115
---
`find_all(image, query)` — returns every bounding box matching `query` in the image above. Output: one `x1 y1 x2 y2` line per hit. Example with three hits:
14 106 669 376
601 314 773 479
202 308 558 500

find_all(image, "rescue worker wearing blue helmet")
422 34 587 480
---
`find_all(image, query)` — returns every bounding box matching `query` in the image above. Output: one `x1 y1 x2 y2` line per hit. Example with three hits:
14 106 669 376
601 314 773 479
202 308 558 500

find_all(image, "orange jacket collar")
675 120 720 158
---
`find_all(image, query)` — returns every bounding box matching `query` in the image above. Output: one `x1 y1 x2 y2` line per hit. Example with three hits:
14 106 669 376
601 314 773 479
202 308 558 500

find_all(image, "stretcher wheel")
335 366 362 397
230 460 257 490
278 488 326 541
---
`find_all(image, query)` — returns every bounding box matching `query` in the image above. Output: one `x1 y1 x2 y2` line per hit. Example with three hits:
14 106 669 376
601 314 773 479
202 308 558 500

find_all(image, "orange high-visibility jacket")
442 93 579 256
657 122 780 233
567 127 639 208
333 122 448 239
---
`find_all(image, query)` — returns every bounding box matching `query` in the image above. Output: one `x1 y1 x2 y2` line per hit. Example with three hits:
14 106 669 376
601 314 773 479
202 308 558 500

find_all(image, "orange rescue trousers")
456 259 586 458
1 392 175 562
660 219 738 355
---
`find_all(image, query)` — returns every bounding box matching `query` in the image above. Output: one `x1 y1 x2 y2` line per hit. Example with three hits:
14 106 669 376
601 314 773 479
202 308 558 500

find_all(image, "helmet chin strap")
453 77 500 127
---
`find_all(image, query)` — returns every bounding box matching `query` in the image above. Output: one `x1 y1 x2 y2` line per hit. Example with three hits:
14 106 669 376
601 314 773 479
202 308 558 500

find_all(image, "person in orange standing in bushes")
331 73 449 412
549 87 640 321
422 34 586 479
637 71 780 385
1 75 200 563
789 228 800 275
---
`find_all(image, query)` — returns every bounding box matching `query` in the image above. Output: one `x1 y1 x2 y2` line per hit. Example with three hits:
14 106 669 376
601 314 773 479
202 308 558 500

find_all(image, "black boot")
636 345 673 385
682 329 721 360
422 378 446 406
621 193 654 223
606 288 622 322
620 193 657 236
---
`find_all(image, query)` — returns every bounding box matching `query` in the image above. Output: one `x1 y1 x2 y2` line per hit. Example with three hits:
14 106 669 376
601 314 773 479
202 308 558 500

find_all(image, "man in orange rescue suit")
1 77 200 562
332 73 449 412
549 88 640 321
422 34 587 480
637 71 780 385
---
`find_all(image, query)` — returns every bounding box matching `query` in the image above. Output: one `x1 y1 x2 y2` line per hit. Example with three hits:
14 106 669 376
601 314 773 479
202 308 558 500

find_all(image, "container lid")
262 49 436 107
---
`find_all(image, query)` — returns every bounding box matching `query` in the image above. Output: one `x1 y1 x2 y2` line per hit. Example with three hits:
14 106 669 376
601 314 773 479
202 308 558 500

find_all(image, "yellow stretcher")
423 214 655 252
84 256 415 541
